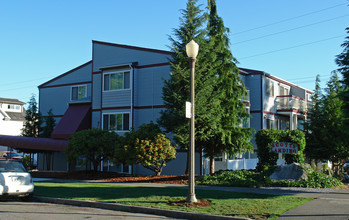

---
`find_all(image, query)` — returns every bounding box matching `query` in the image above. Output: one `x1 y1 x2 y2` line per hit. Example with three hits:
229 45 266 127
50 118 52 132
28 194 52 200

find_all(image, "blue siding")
92 43 171 72
44 62 92 87
134 66 170 107
39 84 91 116
92 74 101 109
245 74 262 111
102 90 131 108
91 111 101 129
134 108 164 129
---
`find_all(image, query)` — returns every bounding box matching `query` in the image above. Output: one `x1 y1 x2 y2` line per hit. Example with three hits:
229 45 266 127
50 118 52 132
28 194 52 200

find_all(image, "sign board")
270 142 298 154
186 101 192 118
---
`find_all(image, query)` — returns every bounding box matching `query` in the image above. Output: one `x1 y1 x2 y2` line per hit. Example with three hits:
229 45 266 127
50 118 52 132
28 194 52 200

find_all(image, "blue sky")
0 0 348 105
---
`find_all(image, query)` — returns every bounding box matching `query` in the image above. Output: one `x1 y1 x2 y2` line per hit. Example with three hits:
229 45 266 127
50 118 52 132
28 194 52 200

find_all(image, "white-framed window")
103 71 130 91
266 118 274 129
71 85 87 101
7 105 20 110
266 79 274 97
103 113 130 131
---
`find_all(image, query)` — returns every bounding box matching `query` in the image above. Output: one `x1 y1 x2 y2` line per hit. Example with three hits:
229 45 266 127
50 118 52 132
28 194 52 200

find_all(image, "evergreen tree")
335 27 349 137
22 95 42 137
203 0 253 173
158 0 212 173
304 75 326 160
41 109 56 138
322 73 348 173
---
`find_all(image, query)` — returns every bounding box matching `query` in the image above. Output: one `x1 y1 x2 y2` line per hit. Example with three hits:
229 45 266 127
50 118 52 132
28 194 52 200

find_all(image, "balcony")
275 95 312 113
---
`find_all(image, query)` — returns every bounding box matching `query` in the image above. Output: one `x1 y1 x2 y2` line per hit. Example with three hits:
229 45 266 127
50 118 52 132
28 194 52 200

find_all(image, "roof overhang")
0 135 67 152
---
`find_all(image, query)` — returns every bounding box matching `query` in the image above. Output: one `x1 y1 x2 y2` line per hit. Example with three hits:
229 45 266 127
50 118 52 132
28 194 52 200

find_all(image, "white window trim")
102 112 131 132
71 84 87 101
103 70 131 92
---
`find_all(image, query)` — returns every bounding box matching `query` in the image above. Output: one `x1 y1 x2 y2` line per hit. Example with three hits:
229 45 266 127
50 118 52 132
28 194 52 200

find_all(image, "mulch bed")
30 171 190 184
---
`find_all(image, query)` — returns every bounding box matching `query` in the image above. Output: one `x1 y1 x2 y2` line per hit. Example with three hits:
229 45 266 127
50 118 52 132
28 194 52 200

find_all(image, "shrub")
255 129 305 171
198 166 343 188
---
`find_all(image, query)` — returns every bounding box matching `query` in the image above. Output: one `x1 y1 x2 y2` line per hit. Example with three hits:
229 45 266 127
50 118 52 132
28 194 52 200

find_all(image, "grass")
34 182 312 219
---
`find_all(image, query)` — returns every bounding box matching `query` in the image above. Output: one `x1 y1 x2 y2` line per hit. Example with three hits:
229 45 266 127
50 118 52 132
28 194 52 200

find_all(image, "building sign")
270 142 298 154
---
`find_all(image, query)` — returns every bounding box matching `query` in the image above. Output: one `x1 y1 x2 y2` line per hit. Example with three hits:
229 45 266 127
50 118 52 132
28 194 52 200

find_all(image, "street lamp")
186 40 199 203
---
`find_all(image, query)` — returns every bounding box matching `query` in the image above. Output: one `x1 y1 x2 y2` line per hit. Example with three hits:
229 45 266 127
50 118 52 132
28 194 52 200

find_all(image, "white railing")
227 158 258 170
275 95 312 113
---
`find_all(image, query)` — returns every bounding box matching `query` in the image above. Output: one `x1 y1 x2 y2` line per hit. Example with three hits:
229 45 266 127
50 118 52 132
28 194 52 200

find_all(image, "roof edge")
38 60 92 88
92 40 173 55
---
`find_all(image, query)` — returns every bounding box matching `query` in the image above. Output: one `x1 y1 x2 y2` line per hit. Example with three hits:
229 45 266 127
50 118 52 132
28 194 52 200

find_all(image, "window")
7 105 20 110
103 113 130 131
71 85 87 101
266 79 274 97
266 119 274 129
104 71 130 91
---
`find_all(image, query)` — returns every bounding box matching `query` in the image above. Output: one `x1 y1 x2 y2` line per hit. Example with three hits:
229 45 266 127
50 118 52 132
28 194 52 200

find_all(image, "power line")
285 74 331 81
231 3 348 36
231 14 349 45
238 35 345 60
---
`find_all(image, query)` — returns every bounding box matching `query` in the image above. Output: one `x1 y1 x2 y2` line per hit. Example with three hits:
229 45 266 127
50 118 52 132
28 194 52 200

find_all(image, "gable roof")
0 98 25 105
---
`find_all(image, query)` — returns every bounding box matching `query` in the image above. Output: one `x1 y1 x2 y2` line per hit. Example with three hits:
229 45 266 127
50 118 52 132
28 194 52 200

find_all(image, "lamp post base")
186 194 197 203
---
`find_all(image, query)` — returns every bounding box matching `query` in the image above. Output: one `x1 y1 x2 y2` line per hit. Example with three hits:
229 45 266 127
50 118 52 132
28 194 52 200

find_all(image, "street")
0 200 175 220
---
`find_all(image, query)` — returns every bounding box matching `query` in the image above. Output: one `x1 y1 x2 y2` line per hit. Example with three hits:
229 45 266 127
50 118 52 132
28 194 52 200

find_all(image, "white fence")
203 158 286 174
227 158 259 170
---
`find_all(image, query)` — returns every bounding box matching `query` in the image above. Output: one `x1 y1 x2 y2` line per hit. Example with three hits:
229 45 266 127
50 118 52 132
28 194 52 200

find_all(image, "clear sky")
0 0 348 106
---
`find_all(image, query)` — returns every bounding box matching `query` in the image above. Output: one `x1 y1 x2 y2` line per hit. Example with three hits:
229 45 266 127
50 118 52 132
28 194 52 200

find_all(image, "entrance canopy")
0 135 67 152
51 102 91 139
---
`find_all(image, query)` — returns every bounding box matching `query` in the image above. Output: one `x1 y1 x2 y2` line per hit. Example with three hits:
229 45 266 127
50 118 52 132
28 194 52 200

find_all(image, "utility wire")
232 14 349 45
286 74 331 81
238 35 345 60
231 3 348 36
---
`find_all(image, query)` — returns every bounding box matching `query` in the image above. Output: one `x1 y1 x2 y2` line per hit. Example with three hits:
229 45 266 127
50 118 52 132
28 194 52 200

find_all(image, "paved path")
34 179 349 219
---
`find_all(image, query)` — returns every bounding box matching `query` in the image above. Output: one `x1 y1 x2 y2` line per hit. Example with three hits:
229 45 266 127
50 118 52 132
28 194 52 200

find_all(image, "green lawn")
34 182 312 219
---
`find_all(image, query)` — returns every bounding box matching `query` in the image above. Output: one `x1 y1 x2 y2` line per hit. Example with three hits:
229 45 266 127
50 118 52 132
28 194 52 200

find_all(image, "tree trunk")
210 155 215 174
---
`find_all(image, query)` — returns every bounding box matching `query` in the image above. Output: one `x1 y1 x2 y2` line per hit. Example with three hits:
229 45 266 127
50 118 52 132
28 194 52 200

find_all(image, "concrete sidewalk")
33 179 349 219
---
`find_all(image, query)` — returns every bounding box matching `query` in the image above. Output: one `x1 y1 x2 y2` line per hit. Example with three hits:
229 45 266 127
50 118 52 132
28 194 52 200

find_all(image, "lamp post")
186 40 199 203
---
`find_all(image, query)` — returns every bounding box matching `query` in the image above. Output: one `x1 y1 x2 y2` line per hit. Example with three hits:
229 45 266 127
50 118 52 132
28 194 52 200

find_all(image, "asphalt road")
0 200 176 220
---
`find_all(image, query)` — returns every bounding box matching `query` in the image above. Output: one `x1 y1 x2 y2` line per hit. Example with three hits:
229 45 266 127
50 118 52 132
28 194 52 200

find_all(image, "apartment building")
37 40 312 174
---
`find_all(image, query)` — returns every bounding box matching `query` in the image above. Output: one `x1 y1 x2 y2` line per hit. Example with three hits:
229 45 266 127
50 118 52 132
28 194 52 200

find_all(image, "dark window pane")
116 114 123 130
123 114 129 130
104 74 110 91
103 115 109 130
124 72 130 89
72 87 78 100
110 114 116 130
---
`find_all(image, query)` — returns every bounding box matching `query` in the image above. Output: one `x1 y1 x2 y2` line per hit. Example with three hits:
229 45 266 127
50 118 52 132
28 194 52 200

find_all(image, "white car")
0 159 34 200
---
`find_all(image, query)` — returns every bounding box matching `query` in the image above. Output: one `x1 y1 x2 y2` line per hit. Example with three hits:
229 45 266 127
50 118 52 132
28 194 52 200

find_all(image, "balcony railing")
275 95 312 113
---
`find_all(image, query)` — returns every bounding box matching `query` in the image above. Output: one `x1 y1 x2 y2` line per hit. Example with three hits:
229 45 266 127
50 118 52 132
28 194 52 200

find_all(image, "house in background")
0 98 26 151
36 40 313 174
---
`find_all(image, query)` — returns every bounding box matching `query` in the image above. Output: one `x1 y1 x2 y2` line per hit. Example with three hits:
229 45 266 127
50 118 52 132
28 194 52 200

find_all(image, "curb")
33 196 251 220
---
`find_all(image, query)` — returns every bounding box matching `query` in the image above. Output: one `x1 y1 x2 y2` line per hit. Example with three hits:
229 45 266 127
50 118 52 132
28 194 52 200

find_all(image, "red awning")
0 135 67 152
51 103 91 139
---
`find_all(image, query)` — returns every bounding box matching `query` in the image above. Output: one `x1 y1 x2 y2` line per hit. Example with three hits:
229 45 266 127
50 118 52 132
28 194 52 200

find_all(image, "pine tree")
304 75 326 160
158 0 211 173
22 95 42 137
322 73 348 173
335 27 349 138
203 0 253 173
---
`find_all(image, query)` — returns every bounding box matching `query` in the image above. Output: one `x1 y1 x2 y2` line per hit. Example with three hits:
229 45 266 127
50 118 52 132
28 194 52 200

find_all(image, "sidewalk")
33 179 349 219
